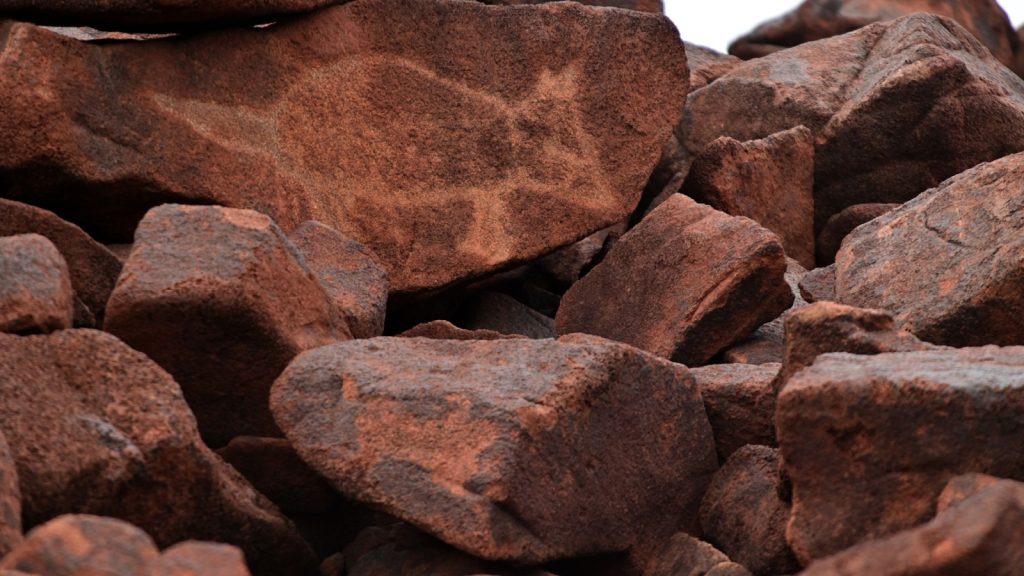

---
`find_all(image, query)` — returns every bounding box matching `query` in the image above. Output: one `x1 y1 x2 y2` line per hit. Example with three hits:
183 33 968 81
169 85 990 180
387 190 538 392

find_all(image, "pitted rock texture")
0 431 21 558
0 0 688 294
271 335 718 563
0 329 316 576
778 347 1024 563
678 14 1024 233
835 152 1024 347
816 202 897 265
556 195 793 366
104 204 346 447
0 234 74 335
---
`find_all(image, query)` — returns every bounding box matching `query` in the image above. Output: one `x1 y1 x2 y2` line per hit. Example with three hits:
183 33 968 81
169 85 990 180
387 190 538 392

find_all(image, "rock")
643 533 747 576
0 0 336 32
456 292 555 339
290 221 389 339
685 43 741 91
699 446 799 576
728 0 1019 71
535 229 610 288
556 195 793 366
271 335 717 563
0 431 21 558
148 542 252 576
798 478 1024 576
721 259 807 365
678 14 1024 233
0 235 74 335
777 347 1024 563
0 0 688 295
483 0 662 13
0 199 121 325
690 364 780 461
936 473 1002 513
684 127 816 268
798 264 836 303
815 203 897 265
835 152 1024 347
0 329 316 575
397 320 526 341
104 204 346 447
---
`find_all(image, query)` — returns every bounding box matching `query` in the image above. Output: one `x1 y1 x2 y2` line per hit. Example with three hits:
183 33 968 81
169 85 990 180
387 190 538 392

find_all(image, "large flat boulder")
0 0 688 294
271 335 718 563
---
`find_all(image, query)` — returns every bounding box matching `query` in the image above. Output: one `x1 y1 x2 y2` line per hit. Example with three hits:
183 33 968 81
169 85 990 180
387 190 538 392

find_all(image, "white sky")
664 0 1024 53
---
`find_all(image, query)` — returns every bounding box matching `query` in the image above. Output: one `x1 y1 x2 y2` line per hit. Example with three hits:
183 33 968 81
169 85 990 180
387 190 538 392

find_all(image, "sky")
664 0 1024 53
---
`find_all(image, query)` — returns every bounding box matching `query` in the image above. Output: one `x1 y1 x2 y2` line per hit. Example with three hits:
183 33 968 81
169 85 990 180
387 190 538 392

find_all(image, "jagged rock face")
0 0 688 295
836 152 1024 347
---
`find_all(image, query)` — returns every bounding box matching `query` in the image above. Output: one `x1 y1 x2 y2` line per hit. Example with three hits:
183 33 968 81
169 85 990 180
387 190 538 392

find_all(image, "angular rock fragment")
456 292 554 339
483 0 662 13
685 43 741 91
0 329 316 576
798 264 836 303
0 199 121 325
936 473 1002 513
815 203 896 265
721 258 807 365
699 446 799 576
0 0 688 294
684 126 815 268
690 364 780 461
148 542 252 576
0 431 21 558
535 229 610 288
105 205 346 447
836 152 1024 347
556 195 793 366
290 221 389 339
398 320 525 341
778 347 1024 563
271 335 717 563
643 533 748 576
0 235 73 335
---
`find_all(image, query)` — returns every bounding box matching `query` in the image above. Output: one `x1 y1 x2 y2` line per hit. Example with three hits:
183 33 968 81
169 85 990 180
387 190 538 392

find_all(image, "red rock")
685 43 741 91
777 347 1024 563
797 264 836 303
397 320 525 341
728 0 1019 71
556 195 793 366
643 533 748 576
689 364 780 461
271 335 717 563
936 473 1002 513
678 14 1024 233
815 203 897 265
699 446 799 576
0 199 120 325
684 127 816 268
484 0 661 12
0 235 73 335
289 221 388 339
721 259 807 365
835 152 1024 347
0 431 21 558
0 329 316 575
0 0 687 295
148 542 251 576
535 229 610 288
799 478 1024 576
0 515 158 576
456 292 554 339
104 205 346 447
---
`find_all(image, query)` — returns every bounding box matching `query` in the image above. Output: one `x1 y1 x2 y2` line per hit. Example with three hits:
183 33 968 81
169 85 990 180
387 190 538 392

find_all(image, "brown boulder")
556 195 793 366
685 43 741 91
484 0 661 12
815 203 897 265
835 152 1024 347
271 335 717 563
778 347 1024 563
0 515 158 576
936 473 1002 514
290 220 389 339
684 126 815 268
689 364 780 461
0 199 121 325
535 229 610 288
643 533 749 576
0 329 316 575
797 264 836 303
0 431 20 558
0 235 73 335
0 0 687 295
699 446 799 576
721 258 807 365
148 542 251 576
456 292 555 339
104 204 346 447
397 320 525 341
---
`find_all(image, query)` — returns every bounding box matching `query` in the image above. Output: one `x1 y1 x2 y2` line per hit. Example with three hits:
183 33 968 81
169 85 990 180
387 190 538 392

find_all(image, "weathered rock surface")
484 0 662 13
0 329 316 575
690 364 780 461
799 478 1024 576
679 14 1024 233
685 43 741 91
290 221 388 339
936 473 1002 513
398 320 526 341
684 126 815 268
148 542 252 576
0 431 21 558
643 533 749 576
0 0 688 294
271 335 717 563
456 292 555 339
815 203 896 265
728 0 1019 70
778 347 1024 563
721 258 807 365
104 205 346 447
699 446 798 576
798 264 836 303
535 229 610 288
0 234 74 335
556 195 793 366
835 152 1024 347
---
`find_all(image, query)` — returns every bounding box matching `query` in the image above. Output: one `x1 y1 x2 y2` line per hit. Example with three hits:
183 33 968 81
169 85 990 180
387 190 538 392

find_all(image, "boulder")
689 364 780 461
0 0 688 295
835 152 1024 347
148 542 252 576
815 203 897 265
0 329 316 575
104 204 346 447
778 347 1024 563
0 235 73 335
0 431 21 558
797 264 836 303
643 533 749 576
271 335 717 563
455 292 555 339
685 43 741 91
936 473 1002 513
483 0 661 13
556 195 793 366
721 258 807 365
397 320 526 341
535 229 610 288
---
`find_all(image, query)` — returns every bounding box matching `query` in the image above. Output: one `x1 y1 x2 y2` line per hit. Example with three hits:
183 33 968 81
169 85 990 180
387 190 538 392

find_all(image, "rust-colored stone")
556 195 793 366
456 292 554 339
815 203 897 265
798 264 836 303
0 235 73 335
689 364 780 462
397 320 526 341
643 533 746 576
936 473 1002 514
484 0 661 12
721 258 807 365
0 515 158 576
148 542 252 576
0 431 21 558
685 43 741 91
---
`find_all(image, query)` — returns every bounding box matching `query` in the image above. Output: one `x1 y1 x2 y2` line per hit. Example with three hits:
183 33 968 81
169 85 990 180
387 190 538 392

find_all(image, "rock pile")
1 0 1023 574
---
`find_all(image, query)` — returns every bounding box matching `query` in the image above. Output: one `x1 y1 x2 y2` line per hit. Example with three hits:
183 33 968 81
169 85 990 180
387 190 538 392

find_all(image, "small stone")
0 234 73 335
